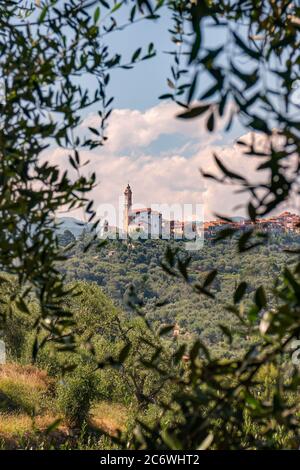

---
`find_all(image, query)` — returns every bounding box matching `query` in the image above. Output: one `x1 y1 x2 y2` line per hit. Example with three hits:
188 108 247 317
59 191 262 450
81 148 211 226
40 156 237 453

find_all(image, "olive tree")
0 0 159 357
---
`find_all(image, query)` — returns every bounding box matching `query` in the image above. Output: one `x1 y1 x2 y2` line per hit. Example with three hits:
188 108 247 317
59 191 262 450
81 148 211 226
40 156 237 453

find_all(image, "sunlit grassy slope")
0 363 128 449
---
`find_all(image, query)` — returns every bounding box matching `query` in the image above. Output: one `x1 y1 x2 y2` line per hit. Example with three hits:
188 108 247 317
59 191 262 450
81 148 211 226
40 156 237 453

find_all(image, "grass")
90 402 128 436
0 413 57 435
0 363 50 388
0 363 53 415
0 362 129 448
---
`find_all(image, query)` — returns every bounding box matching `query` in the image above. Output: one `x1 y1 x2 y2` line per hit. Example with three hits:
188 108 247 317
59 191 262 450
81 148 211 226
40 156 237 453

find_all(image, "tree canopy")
1 0 300 450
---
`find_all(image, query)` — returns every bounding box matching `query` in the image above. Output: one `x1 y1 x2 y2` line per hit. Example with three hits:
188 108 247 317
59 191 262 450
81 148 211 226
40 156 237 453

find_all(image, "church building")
123 184 162 238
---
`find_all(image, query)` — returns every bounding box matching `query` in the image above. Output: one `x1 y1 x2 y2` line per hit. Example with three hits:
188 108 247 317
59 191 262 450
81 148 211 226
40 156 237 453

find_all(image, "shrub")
56 364 99 428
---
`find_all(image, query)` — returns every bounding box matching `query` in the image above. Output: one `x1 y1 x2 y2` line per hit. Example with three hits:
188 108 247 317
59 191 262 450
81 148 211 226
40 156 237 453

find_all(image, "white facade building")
123 184 162 238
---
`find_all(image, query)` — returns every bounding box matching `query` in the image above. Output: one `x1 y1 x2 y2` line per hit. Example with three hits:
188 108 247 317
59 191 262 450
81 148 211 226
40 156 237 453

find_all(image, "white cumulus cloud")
46 103 296 221
82 101 219 154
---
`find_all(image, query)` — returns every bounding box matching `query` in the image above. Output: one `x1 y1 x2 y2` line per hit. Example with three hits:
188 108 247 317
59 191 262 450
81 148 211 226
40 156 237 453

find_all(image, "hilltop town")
204 211 300 237
98 184 300 240
56 186 300 242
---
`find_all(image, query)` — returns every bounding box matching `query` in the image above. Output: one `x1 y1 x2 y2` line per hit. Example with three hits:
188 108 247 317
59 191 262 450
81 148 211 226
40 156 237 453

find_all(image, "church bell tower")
123 183 132 233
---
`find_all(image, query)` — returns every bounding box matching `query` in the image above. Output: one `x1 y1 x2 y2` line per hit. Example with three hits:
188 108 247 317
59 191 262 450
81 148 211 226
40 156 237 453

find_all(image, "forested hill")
59 232 300 355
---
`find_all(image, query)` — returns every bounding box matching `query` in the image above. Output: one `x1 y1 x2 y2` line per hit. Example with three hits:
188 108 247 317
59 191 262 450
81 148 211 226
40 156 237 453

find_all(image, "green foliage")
164 0 300 218
65 281 122 341
60 235 298 356
0 0 159 358
1 0 300 451
56 363 99 428
0 276 38 359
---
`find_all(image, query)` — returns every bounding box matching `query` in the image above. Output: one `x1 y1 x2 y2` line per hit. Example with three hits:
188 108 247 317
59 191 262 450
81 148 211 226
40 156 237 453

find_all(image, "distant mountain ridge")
55 217 92 238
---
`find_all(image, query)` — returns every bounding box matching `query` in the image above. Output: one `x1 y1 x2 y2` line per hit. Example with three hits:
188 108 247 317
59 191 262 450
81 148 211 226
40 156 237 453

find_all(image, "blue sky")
52 5 292 222
106 12 173 111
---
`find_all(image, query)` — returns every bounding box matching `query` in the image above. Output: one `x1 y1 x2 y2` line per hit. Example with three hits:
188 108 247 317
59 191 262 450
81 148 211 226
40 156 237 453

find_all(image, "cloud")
52 140 260 222
82 101 219 154
46 104 293 222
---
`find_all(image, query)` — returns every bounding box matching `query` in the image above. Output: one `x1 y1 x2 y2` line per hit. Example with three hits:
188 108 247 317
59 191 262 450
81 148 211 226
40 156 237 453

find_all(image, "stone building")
123 184 162 238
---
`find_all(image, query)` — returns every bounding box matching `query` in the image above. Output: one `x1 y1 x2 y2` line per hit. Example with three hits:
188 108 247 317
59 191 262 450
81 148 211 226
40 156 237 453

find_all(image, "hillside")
59 231 300 355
